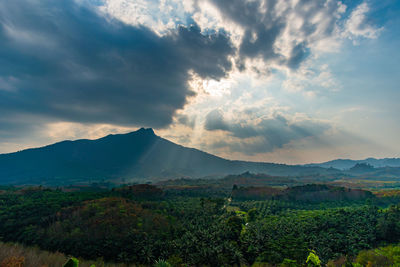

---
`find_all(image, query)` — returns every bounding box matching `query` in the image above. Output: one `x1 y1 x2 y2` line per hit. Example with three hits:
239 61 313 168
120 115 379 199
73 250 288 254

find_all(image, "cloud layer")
205 109 329 154
0 0 394 164
202 0 348 70
0 0 233 130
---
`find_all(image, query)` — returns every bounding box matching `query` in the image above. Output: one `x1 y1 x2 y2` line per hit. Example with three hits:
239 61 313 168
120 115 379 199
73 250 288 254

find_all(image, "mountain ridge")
305 157 400 170
0 128 338 185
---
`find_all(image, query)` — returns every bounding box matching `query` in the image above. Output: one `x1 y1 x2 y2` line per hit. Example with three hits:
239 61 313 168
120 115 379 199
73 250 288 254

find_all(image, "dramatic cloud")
204 109 330 154
0 0 233 131
0 0 396 163
205 0 347 70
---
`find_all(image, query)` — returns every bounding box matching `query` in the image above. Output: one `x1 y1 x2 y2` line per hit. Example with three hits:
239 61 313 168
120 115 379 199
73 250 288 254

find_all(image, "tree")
154 259 172 267
306 250 321 267
226 216 243 240
280 258 297 267
247 208 258 222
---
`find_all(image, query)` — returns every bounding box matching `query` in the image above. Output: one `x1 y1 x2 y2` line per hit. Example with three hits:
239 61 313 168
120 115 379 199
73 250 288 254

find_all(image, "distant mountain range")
0 128 337 185
305 158 400 170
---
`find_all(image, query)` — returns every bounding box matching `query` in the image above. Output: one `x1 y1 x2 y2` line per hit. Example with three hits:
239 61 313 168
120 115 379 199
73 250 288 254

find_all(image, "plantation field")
0 183 400 266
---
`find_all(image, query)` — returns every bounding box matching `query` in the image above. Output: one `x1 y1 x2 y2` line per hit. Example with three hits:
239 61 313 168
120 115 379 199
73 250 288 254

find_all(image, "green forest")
1 183 400 266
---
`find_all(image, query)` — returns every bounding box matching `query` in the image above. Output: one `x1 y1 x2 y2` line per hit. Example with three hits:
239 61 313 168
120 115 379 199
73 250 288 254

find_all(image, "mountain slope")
305 157 400 170
0 128 336 185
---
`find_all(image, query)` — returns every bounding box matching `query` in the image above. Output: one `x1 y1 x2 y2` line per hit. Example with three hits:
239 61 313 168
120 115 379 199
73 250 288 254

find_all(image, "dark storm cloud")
287 42 309 69
208 0 283 65
205 110 329 154
176 114 196 128
204 109 230 131
0 0 234 129
0 119 39 140
207 0 342 69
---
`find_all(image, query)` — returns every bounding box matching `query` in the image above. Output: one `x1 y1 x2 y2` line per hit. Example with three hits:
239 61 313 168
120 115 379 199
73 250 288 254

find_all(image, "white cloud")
44 122 135 141
99 0 191 35
282 61 340 97
343 2 383 42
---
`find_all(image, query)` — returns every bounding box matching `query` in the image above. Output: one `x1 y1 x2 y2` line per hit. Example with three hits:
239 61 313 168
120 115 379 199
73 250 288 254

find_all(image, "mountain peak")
101 128 156 141
136 127 155 135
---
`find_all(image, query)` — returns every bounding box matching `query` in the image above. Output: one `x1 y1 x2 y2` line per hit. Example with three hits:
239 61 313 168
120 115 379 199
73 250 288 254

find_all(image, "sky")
0 0 399 164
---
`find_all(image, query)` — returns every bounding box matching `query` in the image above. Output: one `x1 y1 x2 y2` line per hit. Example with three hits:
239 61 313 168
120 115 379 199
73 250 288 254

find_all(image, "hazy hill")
0 128 335 185
305 157 400 170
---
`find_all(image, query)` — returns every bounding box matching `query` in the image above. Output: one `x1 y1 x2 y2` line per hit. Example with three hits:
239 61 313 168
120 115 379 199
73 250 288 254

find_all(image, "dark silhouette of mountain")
348 163 375 174
347 166 400 179
305 157 400 170
0 128 336 185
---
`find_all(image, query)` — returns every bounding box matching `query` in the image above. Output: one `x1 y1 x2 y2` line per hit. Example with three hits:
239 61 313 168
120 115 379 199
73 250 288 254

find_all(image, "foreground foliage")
0 242 125 267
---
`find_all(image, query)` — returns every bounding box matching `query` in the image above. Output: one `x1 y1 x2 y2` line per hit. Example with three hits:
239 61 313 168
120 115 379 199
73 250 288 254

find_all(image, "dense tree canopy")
0 185 400 266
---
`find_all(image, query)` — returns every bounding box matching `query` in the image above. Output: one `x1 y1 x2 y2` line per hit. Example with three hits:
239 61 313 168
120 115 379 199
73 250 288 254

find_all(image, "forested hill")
0 128 335 185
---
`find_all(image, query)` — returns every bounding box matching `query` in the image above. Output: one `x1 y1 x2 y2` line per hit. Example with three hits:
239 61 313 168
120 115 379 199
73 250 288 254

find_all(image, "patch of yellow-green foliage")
0 242 126 267
354 244 400 266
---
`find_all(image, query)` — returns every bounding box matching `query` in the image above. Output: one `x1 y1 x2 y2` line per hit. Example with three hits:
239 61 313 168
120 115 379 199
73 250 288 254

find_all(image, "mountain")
0 128 336 185
305 157 400 170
